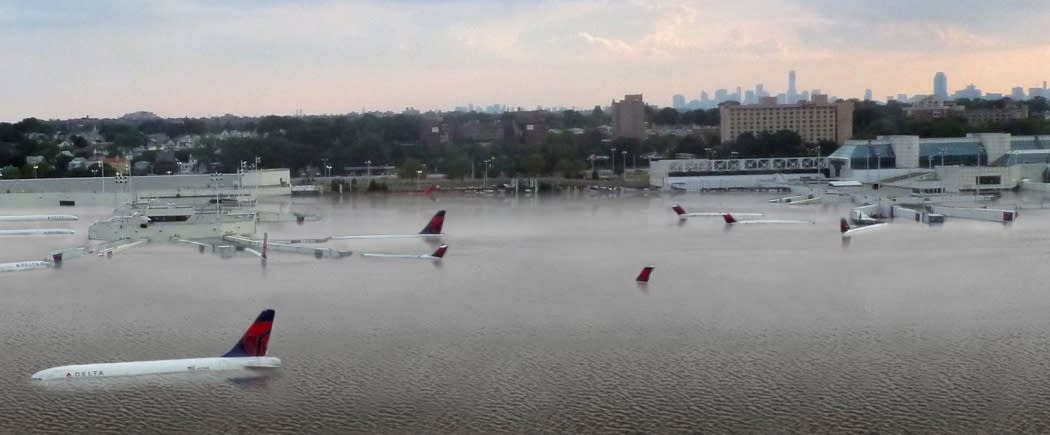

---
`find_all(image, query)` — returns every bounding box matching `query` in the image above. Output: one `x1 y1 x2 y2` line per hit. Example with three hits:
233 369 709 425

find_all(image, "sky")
2 0 1050 121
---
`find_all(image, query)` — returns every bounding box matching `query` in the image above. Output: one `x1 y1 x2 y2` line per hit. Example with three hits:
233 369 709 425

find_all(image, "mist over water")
3 192 1050 433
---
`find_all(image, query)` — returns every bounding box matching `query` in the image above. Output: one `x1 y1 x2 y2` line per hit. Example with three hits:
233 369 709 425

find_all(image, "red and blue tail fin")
420 210 445 234
840 217 850 233
671 204 686 216
636 266 655 283
223 309 274 357
431 244 448 258
722 213 737 224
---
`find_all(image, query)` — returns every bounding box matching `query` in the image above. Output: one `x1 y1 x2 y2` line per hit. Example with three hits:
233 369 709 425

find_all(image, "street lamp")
365 160 372 178
609 148 616 174
416 169 423 191
621 150 627 180
976 144 985 198
483 157 495 188
874 150 881 183
33 165 38 178
326 165 332 178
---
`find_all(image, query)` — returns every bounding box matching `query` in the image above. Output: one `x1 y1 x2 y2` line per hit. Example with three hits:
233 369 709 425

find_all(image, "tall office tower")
736 86 743 102
755 84 765 98
672 94 686 109
611 94 646 141
787 70 797 103
934 72 948 100
864 89 873 101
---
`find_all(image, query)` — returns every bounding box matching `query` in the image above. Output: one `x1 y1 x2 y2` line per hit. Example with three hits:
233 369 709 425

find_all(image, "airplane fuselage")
0 261 51 273
31 356 281 381
0 229 74 236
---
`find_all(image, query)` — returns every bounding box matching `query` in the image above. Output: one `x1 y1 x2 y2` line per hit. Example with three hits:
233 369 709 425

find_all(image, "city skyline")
3 0 1050 121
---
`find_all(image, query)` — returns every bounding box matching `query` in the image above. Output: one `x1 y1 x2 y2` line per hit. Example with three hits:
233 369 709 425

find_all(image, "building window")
977 175 1001 185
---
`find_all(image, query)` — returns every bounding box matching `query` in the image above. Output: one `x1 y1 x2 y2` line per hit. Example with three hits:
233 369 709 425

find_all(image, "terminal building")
827 133 1050 193
649 133 1050 193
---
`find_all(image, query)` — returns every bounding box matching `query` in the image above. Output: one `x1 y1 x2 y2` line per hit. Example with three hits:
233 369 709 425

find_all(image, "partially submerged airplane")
635 266 655 283
0 229 74 236
361 244 447 260
840 217 888 238
32 309 279 381
270 210 446 243
722 213 814 225
671 204 762 219
0 214 78 222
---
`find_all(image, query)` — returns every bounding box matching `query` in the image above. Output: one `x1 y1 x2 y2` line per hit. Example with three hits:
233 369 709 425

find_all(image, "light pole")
621 150 627 180
365 160 372 178
609 148 615 175
483 157 495 189
976 144 984 199
874 150 881 183
33 165 38 178
416 169 423 191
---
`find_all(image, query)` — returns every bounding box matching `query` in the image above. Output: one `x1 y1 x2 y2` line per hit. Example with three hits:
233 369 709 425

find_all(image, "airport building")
826 133 1050 192
650 133 1050 193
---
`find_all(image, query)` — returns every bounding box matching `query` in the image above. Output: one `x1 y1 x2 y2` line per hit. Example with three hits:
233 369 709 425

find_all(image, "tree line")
0 97 1047 179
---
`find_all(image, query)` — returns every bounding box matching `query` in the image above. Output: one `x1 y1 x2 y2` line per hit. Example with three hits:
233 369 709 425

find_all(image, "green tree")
398 158 425 179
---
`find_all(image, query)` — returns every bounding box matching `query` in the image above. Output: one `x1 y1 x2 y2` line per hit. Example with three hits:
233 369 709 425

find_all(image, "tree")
398 158 425 179
652 108 680 125
524 153 545 176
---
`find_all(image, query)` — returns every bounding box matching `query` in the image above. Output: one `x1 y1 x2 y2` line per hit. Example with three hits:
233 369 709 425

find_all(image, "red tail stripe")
636 266 655 282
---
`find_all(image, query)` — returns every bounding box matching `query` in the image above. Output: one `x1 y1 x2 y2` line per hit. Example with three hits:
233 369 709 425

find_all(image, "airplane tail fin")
223 309 275 357
431 244 448 258
671 204 686 216
840 217 850 233
636 266 655 283
722 213 736 224
420 210 446 234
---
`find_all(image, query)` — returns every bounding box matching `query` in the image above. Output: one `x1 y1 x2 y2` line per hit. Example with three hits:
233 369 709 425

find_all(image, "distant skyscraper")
736 86 742 102
864 89 873 101
934 72 948 100
1011 87 1025 100
787 70 797 103
755 84 765 98
672 94 686 109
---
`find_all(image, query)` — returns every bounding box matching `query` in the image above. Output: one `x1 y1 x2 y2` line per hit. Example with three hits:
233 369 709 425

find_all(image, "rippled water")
3 191 1050 433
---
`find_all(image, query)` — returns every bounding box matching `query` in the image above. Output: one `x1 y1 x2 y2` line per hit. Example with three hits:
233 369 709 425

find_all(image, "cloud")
796 0 1050 52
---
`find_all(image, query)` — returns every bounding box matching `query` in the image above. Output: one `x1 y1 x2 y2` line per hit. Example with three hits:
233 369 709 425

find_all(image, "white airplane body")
31 356 281 381
0 229 74 236
0 215 78 222
722 213 814 225
273 210 447 243
0 260 52 273
32 309 278 381
671 204 762 219
840 218 888 238
361 244 447 260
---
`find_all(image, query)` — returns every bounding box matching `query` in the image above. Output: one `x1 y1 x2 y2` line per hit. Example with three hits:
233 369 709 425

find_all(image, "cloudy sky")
2 0 1049 121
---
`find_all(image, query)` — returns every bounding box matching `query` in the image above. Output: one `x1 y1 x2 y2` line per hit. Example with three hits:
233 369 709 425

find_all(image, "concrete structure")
719 94 854 145
611 94 646 140
904 96 964 120
962 104 1029 126
827 134 1050 193
501 111 547 146
0 169 292 208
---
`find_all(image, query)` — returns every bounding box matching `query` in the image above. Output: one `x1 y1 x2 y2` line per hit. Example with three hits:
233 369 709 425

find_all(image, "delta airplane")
671 204 762 219
840 217 888 238
635 266 655 283
31 309 279 381
0 229 74 236
0 260 52 273
722 213 814 225
0 214 78 222
361 244 447 260
271 210 446 243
